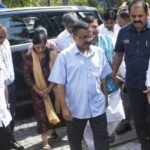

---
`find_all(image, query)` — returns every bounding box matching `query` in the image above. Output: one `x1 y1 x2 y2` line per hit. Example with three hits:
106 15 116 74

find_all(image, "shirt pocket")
144 40 150 57
67 60 83 74
123 41 135 58
89 57 101 78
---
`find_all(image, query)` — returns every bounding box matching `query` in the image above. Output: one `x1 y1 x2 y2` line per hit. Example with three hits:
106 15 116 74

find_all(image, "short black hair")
129 0 148 13
103 9 117 21
83 15 97 24
72 21 90 34
118 12 130 20
32 27 47 45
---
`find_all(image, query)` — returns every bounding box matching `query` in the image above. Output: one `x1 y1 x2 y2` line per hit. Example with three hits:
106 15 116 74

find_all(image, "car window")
0 16 31 45
0 15 47 45
0 10 101 46
77 11 102 25
44 12 65 37
45 10 102 37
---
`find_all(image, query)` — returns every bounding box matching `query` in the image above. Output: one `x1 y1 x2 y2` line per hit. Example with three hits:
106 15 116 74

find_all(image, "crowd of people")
1 0 150 150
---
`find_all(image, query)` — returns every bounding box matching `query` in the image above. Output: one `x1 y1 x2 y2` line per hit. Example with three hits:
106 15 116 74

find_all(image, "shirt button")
137 50 140 53
138 33 140 35
137 41 139 44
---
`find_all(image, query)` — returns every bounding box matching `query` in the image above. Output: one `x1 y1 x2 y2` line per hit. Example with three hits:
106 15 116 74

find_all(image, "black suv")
0 6 102 109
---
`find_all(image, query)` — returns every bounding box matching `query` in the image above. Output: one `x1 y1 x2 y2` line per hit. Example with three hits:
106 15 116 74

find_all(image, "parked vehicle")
0 6 102 109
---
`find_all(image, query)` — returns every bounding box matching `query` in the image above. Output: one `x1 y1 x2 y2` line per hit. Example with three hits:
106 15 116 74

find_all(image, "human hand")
26 44 33 55
116 76 125 83
46 40 59 52
62 106 73 121
143 87 150 104
143 87 150 94
112 72 125 85
37 90 48 98
42 88 50 95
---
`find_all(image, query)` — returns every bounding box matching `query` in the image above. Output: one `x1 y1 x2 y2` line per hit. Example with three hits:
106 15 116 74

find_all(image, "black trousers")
0 125 11 150
120 87 132 121
127 87 150 149
8 83 16 142
66 113 109 150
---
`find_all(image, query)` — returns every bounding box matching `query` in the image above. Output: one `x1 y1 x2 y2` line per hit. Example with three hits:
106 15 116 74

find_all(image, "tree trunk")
48 0 50 6
62 0 68 5
111 0 119 8
105 0 121 10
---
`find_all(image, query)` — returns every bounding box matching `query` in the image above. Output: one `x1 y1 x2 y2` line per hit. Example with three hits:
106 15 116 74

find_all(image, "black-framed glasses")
77 34 93 39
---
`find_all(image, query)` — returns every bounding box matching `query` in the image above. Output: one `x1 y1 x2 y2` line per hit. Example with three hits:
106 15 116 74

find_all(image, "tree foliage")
2 0 150 13
2 0 40 7
2 0 98 7
1 0 105 13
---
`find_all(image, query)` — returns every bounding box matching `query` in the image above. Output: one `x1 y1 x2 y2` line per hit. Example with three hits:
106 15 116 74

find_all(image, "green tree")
2 0 40 7
2 0 106 13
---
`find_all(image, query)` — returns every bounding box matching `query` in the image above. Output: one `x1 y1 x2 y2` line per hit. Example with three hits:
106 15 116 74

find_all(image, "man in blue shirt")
83 15 125 148
49 21 111 150
112 1 150 149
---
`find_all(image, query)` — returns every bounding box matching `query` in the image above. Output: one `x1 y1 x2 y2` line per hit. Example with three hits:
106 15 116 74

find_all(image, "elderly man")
56 13 78 51
0 58 12 150
112 1 150 149
49 21 111 150
0 24 24 150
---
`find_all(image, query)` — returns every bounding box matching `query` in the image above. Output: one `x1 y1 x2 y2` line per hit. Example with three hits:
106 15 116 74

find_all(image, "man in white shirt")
56 13 78 52
99 10 120 46
0 24 24 150
0 58 12 150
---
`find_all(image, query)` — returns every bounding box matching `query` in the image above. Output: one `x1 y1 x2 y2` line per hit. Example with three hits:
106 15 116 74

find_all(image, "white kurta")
0 59 12 127
106 89 125 123
56 29 74 52
99 24 121 47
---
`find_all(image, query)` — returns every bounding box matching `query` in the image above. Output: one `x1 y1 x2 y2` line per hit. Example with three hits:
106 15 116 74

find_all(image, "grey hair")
62 13 79 25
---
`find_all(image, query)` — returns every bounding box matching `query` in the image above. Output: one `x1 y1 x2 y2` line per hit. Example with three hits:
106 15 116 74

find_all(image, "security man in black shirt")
112 1 150 150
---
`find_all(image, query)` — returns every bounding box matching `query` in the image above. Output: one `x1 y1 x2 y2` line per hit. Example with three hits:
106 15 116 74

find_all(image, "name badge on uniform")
123 39 129 44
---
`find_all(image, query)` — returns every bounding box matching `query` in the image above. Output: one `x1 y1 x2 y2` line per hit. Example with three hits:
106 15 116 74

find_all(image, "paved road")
14 117 141 150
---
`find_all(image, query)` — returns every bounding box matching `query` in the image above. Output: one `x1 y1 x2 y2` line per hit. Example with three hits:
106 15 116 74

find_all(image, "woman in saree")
24 27 60 150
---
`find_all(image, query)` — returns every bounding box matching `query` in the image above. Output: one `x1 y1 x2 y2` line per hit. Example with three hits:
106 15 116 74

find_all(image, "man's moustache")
84 42 91 45
133 21 143 24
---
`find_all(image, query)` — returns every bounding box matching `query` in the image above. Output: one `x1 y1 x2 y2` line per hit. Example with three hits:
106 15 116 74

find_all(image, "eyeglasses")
77 34 93 39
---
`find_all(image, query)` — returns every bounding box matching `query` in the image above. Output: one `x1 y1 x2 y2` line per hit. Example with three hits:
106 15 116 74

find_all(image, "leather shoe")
11 142 24 150
116 121 131 135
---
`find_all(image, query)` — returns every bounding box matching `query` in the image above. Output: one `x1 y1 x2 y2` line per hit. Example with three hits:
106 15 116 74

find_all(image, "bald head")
0 24 7 45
